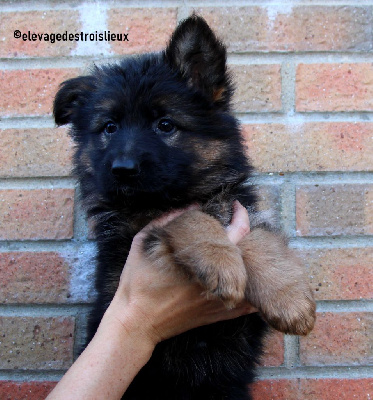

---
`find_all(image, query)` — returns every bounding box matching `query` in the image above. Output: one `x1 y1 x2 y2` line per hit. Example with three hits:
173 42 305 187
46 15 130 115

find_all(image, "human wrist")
100 294 159 351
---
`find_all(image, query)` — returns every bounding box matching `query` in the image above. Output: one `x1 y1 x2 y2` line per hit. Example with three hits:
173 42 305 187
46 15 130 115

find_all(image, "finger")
224 302 258 319
203 302 259 326
226 201 250 244
236 302 258 314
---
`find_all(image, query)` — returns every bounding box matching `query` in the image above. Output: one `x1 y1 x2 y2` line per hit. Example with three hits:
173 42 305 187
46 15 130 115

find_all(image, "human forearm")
46 298 155 400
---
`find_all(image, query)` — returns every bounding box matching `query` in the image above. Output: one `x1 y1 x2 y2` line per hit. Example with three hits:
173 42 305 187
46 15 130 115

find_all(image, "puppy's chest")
127 200 233 234
202 200 233 227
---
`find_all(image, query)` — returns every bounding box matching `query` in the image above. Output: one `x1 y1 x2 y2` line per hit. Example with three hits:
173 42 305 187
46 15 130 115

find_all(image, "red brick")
243 123 373 172
0 252 71 303
0 189 74 240
198 6 372 52
271 6 372 52
0 68 79 117
296 63 373 112
231 64 282 112
107 8 177 54
252 378 373 400
300 248 373 300
300 378 373 400
261 331 284 367
0 317 74 370
0 11 81 58
0 381 57 400
300 312 373 366
197 7 267 52
296 184 373 236
252 379 299 400
0 128 73 178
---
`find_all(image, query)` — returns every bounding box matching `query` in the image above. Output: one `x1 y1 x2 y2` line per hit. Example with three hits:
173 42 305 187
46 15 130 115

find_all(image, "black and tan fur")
54 15 315 400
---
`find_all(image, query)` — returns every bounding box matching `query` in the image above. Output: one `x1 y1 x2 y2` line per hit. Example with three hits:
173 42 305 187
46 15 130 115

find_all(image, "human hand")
105 201 256 347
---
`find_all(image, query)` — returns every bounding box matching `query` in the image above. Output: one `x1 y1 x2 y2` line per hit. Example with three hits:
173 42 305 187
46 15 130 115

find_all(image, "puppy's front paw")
175 241 247 309
239 228 316 335
263 285 316 335
144 210 248 309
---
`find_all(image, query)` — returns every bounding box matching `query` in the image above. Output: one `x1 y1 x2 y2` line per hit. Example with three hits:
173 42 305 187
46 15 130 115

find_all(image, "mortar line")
1 235 371 252
1 364 372 383
0 304 93 317
1 51 373 71
0 240 95 252
72 186 89 242
0 299 355 323
0 177 75 188
0 0 183 12
0 0 371 12
283 335 300 368
237 113 373 123
1 113 373 130
177 0 190 21
72 0 110 58
251 171 373 185
73 307 91 360
0 172 372 190
316 300 373 313
186 0 373 6
256 365 373 380
0 371 65 382
0 172 372 189
289 236 373 249
279 181 296 237
0 116 56 129
280 58 296 116
228 52 373 64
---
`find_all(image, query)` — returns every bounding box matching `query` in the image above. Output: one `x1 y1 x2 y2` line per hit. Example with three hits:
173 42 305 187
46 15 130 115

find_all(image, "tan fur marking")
98 97 118 112
238 228 316 335
212 86 225 102
78 147 94 174
188 138 222 160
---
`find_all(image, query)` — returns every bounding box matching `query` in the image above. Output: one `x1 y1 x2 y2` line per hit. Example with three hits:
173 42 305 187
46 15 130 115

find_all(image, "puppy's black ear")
53 76 95 126
165 14 232 106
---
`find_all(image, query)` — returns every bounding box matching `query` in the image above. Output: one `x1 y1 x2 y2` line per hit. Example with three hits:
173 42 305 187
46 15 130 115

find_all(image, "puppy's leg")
143 210 247 308
238 228 316 335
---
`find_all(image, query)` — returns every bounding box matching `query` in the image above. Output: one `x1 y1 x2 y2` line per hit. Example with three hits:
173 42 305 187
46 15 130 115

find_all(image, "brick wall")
0 1 372 399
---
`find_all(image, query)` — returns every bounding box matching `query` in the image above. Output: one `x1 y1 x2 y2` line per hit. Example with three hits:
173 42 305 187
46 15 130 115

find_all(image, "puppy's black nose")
111 158 139 179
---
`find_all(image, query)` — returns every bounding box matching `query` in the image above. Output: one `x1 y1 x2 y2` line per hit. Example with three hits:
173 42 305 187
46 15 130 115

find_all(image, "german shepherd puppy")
54 15 315 400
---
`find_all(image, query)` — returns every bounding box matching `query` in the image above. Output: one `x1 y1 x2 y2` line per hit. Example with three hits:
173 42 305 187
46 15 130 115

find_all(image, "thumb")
226 201 250 245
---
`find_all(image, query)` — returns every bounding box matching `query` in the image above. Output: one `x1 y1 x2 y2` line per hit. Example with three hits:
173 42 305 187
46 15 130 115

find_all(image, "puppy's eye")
155 118 176 135
103 122 117 135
